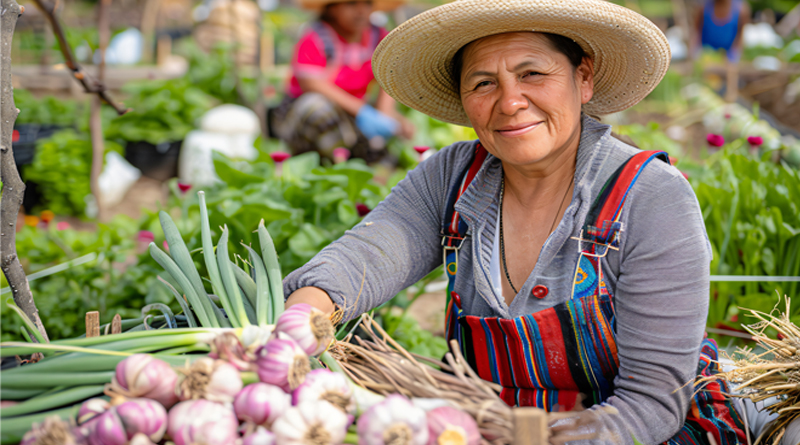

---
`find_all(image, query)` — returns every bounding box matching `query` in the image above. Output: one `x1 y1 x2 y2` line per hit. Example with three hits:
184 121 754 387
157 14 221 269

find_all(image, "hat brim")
372 0 671 127
298 0 405 12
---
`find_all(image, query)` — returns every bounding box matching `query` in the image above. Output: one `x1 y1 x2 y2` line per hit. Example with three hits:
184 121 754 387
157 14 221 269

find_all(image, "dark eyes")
471 71 543 90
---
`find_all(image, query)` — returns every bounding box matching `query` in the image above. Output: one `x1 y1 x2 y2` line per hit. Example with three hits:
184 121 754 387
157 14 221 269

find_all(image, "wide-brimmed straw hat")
372 0 671 126
298 0 404 12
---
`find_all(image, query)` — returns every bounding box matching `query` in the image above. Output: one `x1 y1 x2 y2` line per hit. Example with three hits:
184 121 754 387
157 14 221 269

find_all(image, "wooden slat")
85 311 100 338
111 314 122 335
513 407 548 445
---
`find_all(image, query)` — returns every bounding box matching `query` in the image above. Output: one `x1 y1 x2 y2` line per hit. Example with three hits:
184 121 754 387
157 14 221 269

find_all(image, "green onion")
150 243 215 327
217 227 251 328
1 372 114 389
243 244 271 327
258 220 284 322
0 385 103 418
0 404 78 445
198 191 239 327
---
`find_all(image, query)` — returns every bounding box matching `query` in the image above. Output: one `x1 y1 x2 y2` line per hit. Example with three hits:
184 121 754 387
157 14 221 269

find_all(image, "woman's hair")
451 33 588 94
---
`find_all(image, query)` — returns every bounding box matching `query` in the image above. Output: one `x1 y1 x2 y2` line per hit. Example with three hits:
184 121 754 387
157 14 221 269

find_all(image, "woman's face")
459 32 594 170
325 1 373 36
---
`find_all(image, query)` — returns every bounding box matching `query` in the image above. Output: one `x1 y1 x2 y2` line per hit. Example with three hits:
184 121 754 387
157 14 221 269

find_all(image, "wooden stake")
111 314 122 334
725 60 739 103
513 407 548 445
86 311 100 337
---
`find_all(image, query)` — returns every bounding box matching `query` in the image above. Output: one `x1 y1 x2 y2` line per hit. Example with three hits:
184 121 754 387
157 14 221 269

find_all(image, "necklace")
499 173 575 295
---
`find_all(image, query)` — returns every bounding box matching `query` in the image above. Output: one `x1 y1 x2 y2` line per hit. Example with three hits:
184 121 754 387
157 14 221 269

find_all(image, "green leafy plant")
13 89 80 127
24 130 123 216
682 141 800 334
105 78 215 145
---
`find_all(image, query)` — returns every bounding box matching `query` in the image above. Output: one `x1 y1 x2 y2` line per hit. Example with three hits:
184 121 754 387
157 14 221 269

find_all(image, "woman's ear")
577 57 595 105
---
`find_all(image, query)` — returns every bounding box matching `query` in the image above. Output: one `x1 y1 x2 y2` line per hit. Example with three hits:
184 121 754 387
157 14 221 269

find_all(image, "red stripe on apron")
485 320 513 388
465 316 493 382
533 308 579 391
499 318 534 389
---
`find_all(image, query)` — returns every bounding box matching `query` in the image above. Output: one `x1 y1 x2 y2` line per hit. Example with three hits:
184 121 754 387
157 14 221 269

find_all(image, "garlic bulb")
274 304 334 356
234 382 290 426
292 369 355 416
209 331 257 371
243 426 277 445
177 357 243 403
272 400 349 445
167 399 239 445
77 398 110 424
255 334 310 392
21 416 79 445
426 407 480 445
357 394 429 445
109 354 179 408
81 399 168 445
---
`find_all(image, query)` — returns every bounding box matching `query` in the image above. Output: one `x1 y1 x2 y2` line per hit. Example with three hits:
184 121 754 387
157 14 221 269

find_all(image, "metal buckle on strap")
441 235 466 277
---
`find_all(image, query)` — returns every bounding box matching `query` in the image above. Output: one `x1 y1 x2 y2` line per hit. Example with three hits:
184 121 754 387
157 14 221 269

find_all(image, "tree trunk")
1 0 50 342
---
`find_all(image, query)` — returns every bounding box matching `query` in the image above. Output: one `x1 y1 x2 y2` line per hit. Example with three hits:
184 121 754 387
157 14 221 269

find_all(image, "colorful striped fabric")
441 147 746 444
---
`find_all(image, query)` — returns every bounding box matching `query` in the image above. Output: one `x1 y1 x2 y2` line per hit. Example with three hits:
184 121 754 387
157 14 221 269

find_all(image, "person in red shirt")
270 0 414 162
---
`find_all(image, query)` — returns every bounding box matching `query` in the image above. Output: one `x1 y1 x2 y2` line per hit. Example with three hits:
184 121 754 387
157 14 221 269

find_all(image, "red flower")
12 130 19 143
413 146 429 155
332 147 351 162
706 134 725 147
747 136 763 147
680 170 689 180
724 113 731 119
163 240 170 252
270 152 291 163
56 221 70 231
137 230 155 243
177 183 192 193
40 210 55 223
355 203 371 217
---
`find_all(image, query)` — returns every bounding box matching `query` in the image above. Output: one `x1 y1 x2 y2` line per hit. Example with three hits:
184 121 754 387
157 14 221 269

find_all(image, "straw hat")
298 0 405 12
372 0 671 126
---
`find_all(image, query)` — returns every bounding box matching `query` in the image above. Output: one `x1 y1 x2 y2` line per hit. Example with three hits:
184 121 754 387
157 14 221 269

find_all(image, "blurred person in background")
268 0 414 163
692 0 751 62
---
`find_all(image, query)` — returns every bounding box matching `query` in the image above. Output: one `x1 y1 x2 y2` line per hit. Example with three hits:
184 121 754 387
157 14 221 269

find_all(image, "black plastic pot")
124 140 183 182
12 123 65 213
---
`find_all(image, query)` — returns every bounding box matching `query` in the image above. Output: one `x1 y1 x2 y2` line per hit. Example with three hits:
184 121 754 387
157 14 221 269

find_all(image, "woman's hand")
285 286 337 316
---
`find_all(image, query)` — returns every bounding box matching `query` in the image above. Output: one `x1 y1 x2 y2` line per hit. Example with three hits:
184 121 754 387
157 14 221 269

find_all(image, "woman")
284 0 746 443
692 0 750 62
269 0 414 162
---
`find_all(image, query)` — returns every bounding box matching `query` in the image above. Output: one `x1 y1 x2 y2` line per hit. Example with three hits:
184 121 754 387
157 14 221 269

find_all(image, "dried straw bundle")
704 297 800 444
329 315 609 445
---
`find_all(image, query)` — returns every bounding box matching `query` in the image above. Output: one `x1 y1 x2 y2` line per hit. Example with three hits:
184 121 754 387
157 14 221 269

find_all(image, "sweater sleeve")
574 161 711 444
283 141 473 321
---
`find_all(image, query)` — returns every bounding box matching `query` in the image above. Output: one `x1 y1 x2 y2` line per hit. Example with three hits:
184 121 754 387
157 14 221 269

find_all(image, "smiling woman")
282 0 749 443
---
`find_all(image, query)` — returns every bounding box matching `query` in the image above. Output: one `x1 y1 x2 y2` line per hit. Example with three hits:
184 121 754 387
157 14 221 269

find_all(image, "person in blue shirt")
693 0 751 62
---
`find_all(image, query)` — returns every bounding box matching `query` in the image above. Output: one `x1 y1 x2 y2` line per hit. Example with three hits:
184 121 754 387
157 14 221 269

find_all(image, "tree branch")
1 0 50 342
30 0 129 116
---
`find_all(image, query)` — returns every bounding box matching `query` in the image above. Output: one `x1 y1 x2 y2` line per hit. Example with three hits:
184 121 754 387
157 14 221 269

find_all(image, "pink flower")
56 221 70 231
747 136 763 147
177 183 192 193
332 147 351 163
138 230 155 243
680 171 689 180
413 146 429 155
706 134 725 147
12 130 19 143
163 240 170 252
724 113 731 119
355 203 371 217
270 152 291 163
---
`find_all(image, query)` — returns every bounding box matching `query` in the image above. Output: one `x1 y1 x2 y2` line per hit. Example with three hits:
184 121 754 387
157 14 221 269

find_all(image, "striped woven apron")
441 143 747 445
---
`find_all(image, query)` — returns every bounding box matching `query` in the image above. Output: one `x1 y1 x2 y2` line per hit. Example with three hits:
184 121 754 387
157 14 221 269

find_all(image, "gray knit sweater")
284 115 711 444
